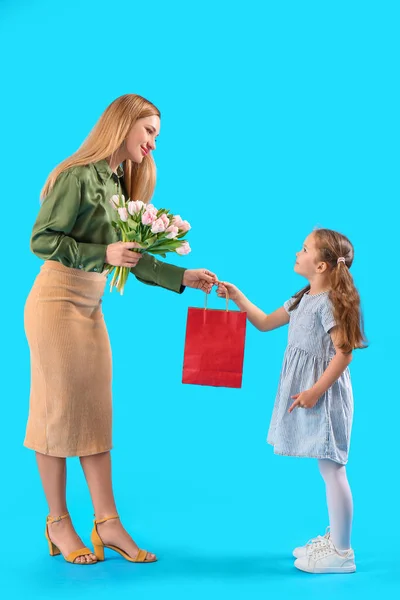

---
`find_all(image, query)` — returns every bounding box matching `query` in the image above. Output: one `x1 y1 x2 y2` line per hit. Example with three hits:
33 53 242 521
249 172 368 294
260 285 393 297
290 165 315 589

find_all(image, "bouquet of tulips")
105 194 191 294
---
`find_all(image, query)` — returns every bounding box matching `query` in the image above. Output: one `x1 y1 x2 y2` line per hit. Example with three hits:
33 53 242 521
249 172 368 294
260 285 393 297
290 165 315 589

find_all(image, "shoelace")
305 527 331 549
306 537 329 550
313 545 335 560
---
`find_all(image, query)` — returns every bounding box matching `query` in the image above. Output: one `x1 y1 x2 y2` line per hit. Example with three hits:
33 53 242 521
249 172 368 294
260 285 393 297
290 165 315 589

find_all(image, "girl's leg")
80 451 156 561
36 452 96 563
318 459 353 551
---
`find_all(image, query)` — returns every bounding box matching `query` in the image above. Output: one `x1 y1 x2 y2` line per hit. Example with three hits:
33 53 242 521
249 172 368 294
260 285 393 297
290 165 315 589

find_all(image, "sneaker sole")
295 564 356 574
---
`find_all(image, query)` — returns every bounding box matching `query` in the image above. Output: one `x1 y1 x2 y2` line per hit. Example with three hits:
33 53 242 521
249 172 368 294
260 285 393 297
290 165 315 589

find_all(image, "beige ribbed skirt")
24 261 112 457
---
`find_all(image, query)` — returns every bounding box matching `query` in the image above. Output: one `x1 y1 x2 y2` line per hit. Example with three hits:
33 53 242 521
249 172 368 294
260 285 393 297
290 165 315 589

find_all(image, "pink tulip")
180 220 191 232
128 200 145 215
172 214 184 228
118 207 129 222
160 213 170 228
109 194 120 209
165 225 179 239
176 241 191 255
151 218 167 233
142 210 157 225
146 204 158 215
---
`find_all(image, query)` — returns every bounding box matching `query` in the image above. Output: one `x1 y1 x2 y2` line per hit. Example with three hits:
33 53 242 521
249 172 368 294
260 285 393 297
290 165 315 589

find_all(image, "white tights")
318 459 353 551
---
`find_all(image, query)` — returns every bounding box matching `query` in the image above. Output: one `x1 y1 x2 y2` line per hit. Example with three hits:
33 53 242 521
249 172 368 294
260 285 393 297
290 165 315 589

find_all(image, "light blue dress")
267 291 353 465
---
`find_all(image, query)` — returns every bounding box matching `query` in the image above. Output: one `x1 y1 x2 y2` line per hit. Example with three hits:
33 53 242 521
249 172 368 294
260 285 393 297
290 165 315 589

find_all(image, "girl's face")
294 233 328 279
125 115 160 164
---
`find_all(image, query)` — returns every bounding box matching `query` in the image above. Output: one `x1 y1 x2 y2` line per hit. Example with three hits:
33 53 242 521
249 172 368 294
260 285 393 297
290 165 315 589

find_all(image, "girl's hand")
288 390 319 413
216 281 242 302
105 242 143 267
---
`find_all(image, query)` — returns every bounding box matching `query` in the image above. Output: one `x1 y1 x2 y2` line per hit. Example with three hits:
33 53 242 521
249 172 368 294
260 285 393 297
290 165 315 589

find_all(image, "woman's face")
125 115 160 164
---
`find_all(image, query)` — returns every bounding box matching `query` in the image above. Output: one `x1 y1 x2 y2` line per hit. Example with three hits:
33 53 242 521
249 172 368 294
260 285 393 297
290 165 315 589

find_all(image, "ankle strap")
47 512 70 524
94 514 119 525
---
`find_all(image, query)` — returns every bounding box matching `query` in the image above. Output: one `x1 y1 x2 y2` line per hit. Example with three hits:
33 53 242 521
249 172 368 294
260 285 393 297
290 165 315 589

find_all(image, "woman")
24 94 218 565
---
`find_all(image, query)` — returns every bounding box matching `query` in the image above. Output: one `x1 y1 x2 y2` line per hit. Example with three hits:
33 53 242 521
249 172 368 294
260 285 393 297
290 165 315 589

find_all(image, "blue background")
1 0 398 598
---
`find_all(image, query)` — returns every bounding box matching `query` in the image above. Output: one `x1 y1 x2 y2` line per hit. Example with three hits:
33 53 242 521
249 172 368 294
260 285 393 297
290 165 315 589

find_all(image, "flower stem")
110 266 119 292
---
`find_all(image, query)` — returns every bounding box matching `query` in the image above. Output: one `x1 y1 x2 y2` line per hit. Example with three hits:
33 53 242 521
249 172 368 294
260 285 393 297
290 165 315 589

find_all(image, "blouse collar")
93 159 124 182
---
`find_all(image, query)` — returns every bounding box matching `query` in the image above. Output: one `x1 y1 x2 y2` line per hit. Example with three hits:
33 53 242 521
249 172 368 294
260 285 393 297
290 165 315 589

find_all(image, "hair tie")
337 257 346 265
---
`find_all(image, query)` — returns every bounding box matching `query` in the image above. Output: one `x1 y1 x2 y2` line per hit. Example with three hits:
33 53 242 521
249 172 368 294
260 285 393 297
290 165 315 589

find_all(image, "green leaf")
125 231 140 241
143 228 154 240
142 235 158 248
146 240 165 249
148 245 177 253
127 218 138 230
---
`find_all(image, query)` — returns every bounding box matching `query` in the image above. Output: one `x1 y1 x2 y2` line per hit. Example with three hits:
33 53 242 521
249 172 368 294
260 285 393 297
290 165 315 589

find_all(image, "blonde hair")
41 94 161 202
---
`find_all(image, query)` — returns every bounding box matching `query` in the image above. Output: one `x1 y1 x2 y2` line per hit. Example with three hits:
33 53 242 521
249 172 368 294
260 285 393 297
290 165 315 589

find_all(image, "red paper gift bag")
182 294 247 388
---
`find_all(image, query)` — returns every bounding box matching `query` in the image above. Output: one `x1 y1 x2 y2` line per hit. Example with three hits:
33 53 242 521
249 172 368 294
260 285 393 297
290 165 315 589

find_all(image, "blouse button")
79 264 83 269
93 267 98 272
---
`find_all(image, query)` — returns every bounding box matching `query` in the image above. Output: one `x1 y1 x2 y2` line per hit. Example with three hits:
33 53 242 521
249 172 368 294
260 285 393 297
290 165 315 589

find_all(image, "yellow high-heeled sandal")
46 513 97 565
91 514 157 563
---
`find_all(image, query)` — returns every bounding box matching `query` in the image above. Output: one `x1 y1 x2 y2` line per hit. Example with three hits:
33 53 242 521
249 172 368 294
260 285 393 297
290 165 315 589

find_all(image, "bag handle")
204 288 230 312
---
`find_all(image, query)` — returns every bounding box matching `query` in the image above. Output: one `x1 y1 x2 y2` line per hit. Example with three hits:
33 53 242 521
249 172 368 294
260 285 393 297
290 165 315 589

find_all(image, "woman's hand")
182 269 218 293
216 281 242 302
288 390 319 413
105 242 143 268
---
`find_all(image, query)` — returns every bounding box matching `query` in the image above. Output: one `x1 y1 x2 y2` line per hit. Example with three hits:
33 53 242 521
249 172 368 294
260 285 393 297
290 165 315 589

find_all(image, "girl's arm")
310 328 352 398
288 328 352 412
217 282 289 332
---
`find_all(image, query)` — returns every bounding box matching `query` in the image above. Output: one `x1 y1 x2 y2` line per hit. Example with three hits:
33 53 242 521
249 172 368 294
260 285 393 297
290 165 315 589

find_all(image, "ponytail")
329 259 367 353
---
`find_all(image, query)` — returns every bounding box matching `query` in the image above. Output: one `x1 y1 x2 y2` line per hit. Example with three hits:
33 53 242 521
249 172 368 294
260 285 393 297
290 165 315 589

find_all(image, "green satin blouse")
30 159 186 293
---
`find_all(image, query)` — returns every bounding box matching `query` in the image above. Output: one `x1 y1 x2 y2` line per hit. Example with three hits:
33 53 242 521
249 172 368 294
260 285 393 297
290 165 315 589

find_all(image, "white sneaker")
293 526 331 559
294 538 356 574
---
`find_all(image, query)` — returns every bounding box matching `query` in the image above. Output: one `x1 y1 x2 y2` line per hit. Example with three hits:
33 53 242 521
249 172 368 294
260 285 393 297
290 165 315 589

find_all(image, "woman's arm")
217 282 289 331
131 253 186 293
31 171 107 272
132 258 218 294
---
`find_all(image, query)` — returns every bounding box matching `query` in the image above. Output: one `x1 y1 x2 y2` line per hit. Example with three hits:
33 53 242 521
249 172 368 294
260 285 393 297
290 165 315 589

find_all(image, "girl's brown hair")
41 94 160 203
289 229 367 353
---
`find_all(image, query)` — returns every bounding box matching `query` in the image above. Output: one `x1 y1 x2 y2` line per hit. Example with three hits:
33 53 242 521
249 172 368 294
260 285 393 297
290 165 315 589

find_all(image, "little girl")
217 228 366 574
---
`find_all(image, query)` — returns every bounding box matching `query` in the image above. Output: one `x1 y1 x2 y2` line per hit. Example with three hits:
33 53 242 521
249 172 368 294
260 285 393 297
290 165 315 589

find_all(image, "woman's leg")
318 458 353 551
80 451 156 561
36 452 96 563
